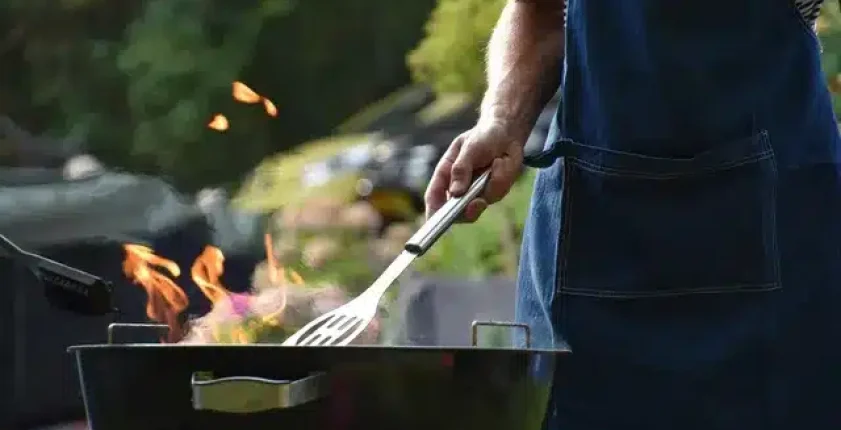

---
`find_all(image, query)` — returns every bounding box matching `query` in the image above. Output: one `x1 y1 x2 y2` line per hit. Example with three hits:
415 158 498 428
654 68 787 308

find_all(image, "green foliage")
2 0 437 190
115 0 286 176
407 0 506 96
819 2 841 116
233 133 373 211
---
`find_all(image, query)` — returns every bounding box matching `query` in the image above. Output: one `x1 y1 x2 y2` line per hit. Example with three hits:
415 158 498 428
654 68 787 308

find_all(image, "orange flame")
208 114 229 131
233 81 278 117
263 99 278 117
262 233 290 325
122 244 189 342
190 246 229 305
209 81 277 131
121 233 305 342
232 81 262 104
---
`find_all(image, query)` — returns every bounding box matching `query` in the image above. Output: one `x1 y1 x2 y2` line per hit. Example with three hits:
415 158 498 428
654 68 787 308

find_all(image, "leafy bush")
407 0 506 96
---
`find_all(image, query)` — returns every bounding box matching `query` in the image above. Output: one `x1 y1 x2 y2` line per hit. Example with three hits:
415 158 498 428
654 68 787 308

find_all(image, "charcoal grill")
70 321 567 430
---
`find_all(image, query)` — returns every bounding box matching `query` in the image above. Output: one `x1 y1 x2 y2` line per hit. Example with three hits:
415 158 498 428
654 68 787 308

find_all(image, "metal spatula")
283 170 492 347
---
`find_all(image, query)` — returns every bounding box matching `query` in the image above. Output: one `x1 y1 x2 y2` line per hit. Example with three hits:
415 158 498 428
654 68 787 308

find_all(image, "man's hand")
425 119 527 222
423 0 565 223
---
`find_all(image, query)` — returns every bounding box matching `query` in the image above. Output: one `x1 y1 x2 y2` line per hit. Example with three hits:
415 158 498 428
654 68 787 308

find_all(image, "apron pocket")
557 130 780 298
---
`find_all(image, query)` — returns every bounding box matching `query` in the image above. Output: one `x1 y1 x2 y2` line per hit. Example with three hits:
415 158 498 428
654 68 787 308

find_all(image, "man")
424 0 841 429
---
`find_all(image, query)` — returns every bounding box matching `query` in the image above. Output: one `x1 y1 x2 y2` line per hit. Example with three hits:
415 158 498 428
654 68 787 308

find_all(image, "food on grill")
123 233 380 345
180 282 380 345
301 237 341 269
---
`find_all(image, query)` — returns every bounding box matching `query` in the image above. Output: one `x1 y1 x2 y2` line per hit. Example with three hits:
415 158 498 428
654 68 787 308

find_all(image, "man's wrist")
476 118 533 149
479 100 537 140
481 96 522 123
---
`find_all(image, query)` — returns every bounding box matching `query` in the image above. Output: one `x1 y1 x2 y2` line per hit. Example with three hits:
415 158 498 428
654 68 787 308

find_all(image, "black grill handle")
0 233 115 316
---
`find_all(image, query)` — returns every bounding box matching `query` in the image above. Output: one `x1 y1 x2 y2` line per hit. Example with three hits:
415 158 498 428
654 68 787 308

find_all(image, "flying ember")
232 81 262 104
263 98 278 117
207 114 229 131
207 81 278 131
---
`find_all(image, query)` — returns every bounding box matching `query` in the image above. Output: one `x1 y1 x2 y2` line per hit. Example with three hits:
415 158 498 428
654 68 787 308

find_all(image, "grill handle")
471 320 531 348
191 372 328 413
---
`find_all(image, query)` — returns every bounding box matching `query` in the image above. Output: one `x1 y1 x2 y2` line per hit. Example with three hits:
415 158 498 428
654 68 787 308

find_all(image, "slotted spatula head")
282 250 416 346
282 170 491 347
282 299 374 346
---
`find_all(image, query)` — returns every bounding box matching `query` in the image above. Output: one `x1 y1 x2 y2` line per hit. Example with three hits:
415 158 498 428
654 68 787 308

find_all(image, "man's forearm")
479 0 565 139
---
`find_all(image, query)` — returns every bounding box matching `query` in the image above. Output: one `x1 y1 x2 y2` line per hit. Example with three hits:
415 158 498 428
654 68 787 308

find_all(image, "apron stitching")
554 139 781 298
557 162 574 295
762 142 782 430
569 151 773 180
556 161 574 340
560 283 781 298
766 145 783 287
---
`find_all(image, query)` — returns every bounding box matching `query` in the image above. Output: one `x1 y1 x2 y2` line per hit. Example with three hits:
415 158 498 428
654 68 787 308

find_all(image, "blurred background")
2 0 841 428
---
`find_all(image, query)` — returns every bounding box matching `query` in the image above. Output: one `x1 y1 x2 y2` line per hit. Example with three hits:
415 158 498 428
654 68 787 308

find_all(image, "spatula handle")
404 169 491 256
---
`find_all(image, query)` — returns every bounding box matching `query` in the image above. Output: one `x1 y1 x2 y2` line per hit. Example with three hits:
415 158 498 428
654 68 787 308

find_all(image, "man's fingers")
424 164 450 218
460 198 488 223
424 186 447 220
424 136 463 218
484 158 509 204
449 140 480 196
483 154 521 204
426 126 521 223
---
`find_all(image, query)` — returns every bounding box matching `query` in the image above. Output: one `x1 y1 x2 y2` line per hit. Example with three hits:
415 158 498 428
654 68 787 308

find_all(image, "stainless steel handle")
471 321 531 348
404 169 491 255
107 323 169 344
191 372 329 413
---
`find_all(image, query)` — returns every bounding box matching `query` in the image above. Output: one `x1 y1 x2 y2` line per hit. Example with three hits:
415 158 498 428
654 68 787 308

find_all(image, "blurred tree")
0 0 288 187
111 0 292 186
1 0 436 190
407 0 506 96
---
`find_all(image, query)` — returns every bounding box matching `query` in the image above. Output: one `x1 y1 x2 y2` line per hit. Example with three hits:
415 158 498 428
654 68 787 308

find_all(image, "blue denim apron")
516 1 841 429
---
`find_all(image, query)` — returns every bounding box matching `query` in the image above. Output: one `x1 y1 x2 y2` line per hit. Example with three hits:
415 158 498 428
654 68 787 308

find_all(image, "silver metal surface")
471 321 532 348
404 169 491 255
107 323 169 344
191 372 329 413
282 251 416 347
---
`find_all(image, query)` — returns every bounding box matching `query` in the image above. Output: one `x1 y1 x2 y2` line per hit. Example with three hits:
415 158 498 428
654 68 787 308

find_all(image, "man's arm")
479 0 566 139
425 0 565 219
